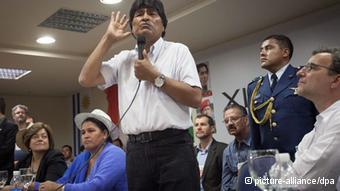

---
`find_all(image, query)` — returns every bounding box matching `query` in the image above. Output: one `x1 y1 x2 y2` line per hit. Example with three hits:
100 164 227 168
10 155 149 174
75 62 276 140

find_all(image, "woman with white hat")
41 109 127 191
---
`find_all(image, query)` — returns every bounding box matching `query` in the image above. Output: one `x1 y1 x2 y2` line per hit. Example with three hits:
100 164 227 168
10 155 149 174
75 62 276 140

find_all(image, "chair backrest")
14 149 28 161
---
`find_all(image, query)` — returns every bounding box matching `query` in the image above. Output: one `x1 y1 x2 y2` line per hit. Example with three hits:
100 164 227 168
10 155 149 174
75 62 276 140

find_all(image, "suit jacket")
0 118 18 184
197 139 227 191
16 149 67 182
247 65 317 160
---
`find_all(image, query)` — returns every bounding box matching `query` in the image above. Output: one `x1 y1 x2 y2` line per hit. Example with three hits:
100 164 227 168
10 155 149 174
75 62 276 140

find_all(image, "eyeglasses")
223 116 244 124
300 62 337 73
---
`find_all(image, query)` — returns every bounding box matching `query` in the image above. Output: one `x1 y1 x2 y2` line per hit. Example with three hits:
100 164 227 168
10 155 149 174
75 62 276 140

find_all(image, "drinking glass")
0 170 8 189
21 174 34 190
248 149 278 191
20 168 35 190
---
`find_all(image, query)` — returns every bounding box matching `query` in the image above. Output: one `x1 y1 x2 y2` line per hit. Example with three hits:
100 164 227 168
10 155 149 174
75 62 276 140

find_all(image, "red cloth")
104 85 119 124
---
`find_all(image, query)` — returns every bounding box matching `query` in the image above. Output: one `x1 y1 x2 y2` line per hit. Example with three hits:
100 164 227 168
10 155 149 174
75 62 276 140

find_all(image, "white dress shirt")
99 38 201 134
293 100 340 191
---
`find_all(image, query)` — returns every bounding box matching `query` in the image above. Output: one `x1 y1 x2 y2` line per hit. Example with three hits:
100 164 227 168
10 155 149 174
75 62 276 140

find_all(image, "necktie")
271 73 278 92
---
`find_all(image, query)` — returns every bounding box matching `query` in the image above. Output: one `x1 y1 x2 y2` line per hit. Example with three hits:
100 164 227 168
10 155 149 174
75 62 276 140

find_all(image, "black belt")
128 128 187 143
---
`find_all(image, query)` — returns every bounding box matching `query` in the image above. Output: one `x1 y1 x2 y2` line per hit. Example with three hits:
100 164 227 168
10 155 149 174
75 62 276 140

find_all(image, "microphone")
137 36 146 60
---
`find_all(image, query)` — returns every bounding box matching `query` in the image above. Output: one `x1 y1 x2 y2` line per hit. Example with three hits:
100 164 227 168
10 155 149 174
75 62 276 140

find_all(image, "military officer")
247 34 318 160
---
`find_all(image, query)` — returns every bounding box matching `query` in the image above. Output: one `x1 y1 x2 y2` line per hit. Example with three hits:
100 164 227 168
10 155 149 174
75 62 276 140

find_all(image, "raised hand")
105 11 131 42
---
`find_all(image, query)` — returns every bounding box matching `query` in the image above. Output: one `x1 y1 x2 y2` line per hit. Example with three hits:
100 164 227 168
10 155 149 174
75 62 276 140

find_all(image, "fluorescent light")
0 68 31 80
100 0 122 5
36 36 55 44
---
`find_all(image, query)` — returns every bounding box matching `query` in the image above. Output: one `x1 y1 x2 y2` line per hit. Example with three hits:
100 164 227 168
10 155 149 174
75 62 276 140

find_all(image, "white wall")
3 95 73 149
2 88 108 151
194 5 340 144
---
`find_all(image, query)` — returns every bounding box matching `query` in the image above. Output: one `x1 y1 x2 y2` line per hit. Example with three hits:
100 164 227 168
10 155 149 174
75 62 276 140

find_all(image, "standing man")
221 104 251 191
293 48 340 191
11 104 29 130
194 114 227 191
78 0 202 190
0 97 18 185
247 34 317 159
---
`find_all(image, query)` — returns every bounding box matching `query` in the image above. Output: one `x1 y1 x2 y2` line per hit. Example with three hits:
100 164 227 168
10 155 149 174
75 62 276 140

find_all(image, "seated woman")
41 109 127 191
3 122 67 191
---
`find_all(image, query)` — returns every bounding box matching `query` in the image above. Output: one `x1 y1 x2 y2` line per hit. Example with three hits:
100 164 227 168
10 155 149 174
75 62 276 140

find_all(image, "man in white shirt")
294 48 340 191
78 0 202 190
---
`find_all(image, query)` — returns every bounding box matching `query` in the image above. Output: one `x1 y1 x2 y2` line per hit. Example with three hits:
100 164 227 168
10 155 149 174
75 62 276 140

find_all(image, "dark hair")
129 0 168 37
0 97 5 114
82 117 113 143
195 114 216 132
196 62 209 73
312 47 340 75
62 145 73 153
263 34 294 60
196 114 215 126
223 104 248 116
24 122 55 150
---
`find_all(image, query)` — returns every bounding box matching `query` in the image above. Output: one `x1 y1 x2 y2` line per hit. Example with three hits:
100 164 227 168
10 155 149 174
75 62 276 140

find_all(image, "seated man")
293 48 340 191
194 114 227 191
221 104 251 191
61 145 74 167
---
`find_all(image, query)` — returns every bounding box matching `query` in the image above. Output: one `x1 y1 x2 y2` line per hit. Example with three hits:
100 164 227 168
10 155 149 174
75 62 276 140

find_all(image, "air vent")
39 8 109 33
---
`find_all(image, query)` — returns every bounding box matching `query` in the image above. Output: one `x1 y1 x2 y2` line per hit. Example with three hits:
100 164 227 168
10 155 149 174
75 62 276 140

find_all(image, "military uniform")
247 64 317 160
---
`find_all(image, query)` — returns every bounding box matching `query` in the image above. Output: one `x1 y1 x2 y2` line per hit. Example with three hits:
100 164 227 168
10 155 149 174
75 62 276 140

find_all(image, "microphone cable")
54 80 141 191
54 142 107 191
115 80 141 129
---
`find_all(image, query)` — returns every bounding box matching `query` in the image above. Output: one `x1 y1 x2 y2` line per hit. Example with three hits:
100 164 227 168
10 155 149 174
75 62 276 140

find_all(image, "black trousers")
127 129 200 191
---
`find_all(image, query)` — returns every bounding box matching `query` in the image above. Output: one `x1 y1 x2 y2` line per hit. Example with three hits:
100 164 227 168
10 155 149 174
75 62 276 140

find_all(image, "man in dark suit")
194 114 227 191
247 34 318 160
0 97 18 185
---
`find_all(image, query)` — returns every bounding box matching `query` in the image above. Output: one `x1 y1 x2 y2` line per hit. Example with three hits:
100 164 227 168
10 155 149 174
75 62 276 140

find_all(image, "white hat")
74 109 117 138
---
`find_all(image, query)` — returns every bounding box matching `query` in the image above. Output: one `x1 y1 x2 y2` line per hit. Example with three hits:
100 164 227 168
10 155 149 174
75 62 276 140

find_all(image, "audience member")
26 115 34 128
3 122 67 191
12 104 30 163
61 145 74 167
293 48 340 191
247 34 317 159
12 104 30 130
78 0 202 190
41 109 127 191
194 114 227 191
0 97 17 185
112 138 123 149
221 104 251 191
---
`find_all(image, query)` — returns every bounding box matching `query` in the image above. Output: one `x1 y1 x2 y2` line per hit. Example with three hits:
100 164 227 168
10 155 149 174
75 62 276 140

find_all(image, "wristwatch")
154 74 165 88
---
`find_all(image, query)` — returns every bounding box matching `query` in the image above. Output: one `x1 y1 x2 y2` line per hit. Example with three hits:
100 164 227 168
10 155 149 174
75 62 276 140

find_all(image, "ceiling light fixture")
0 68 31 80
36 36 56 44
100 0 122 5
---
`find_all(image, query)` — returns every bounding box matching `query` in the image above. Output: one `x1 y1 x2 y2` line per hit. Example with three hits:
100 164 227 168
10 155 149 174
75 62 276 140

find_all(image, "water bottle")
269 153 298 191
10 171 22 191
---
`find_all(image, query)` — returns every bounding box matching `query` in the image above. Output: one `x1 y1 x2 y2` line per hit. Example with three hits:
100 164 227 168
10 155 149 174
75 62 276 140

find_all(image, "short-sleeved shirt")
99 38 201 134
